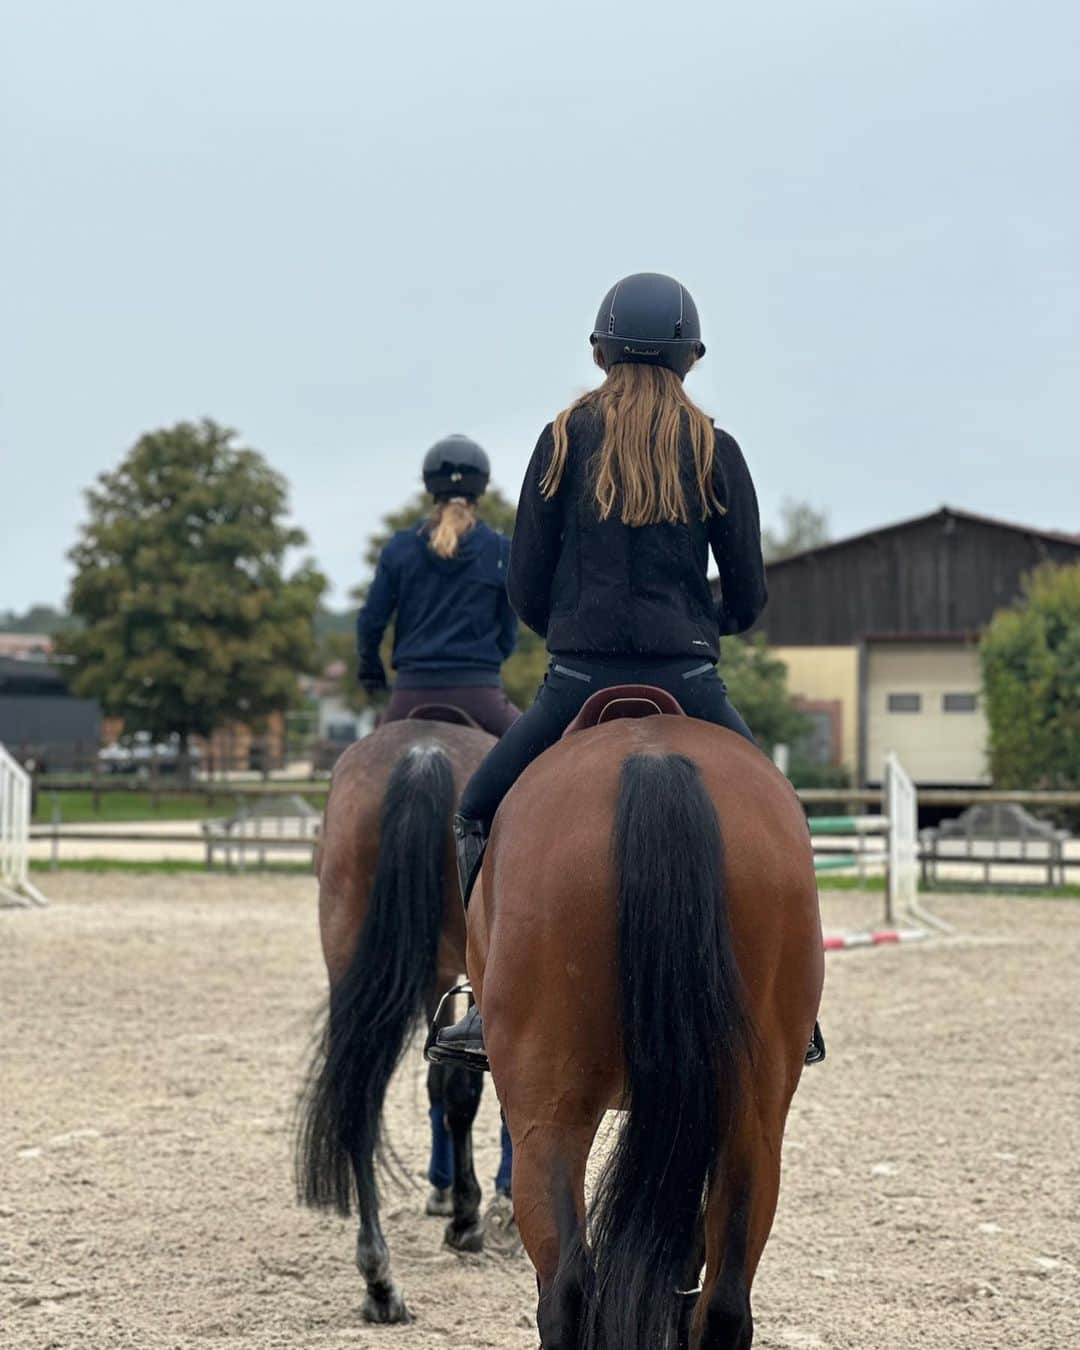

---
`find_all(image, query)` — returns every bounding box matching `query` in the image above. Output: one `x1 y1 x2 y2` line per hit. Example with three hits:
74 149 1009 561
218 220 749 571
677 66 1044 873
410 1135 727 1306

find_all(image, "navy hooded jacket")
356 521 517 688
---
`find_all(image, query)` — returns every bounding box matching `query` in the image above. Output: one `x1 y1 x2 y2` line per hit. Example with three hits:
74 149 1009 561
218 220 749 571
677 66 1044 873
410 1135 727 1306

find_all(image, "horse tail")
295 742 455 1214
584 751 755 1349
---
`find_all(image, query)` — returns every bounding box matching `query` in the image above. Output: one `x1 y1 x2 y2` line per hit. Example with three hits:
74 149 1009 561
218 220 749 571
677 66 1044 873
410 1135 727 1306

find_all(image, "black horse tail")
584 752 755 1349
295 742 455 1214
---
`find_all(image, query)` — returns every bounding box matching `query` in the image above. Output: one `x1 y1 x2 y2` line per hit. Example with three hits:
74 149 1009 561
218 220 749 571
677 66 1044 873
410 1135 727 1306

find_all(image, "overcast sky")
2 0 1077 612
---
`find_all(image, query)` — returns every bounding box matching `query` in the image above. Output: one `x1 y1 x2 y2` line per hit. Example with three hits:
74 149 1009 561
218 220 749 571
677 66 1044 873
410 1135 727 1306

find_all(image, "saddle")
563 684 686 738
405 703 481 729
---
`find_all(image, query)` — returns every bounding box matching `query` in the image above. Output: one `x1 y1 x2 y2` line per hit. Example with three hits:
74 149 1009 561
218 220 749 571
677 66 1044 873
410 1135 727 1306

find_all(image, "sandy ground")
2 877 1078 1349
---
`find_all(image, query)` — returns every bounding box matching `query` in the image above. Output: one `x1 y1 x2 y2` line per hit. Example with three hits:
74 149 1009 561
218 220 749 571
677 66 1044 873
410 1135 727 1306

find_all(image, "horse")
467 687 825 1348
295 712 512 1324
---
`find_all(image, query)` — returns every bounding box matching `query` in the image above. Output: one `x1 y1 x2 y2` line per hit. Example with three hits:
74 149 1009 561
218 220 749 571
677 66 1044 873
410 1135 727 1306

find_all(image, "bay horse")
296 713 508 1324
468 689 824 1348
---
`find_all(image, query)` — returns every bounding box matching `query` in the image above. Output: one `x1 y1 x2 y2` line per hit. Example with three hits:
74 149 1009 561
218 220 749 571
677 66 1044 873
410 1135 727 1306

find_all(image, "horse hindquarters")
568 751 754 1350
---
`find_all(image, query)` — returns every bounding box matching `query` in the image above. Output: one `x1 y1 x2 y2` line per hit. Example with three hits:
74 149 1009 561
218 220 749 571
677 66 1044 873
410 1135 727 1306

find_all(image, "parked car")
97 733 202 779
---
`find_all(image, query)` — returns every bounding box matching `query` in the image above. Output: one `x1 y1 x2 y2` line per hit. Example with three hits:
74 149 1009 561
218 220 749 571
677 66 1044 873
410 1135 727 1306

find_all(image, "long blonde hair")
542 360 722 526
428 497 477 558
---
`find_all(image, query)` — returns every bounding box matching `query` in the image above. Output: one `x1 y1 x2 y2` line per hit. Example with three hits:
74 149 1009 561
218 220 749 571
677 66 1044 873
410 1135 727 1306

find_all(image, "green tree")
0 604 76 635
762 498 830 563
980 563 1080 788
720 634 808 755
354 488 547 710
63 419 326 754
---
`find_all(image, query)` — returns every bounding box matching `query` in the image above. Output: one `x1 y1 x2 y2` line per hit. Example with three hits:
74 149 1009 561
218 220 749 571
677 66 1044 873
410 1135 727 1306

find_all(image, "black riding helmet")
422 434 491 499
590 271 705 379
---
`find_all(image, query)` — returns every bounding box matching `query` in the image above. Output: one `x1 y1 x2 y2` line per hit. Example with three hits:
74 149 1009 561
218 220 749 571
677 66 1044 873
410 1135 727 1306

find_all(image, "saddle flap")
562 684 687 738
405 703 481 729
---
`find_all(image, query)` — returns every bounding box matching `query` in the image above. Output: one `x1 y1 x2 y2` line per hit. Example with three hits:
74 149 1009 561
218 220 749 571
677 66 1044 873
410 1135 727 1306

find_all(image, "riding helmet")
422 434 491 499
590 272 705 378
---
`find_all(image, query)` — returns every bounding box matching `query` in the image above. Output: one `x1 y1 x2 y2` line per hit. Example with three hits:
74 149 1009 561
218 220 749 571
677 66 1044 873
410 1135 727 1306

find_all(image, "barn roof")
768 506 1080 569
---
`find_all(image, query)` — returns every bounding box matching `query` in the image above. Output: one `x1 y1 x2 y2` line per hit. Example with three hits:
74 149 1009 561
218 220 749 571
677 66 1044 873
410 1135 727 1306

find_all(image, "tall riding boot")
427 815 490 1070
453 813 486 909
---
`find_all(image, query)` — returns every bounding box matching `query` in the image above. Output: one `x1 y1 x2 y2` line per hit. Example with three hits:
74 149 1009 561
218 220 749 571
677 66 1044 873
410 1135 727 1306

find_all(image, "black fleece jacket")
507 408 767 662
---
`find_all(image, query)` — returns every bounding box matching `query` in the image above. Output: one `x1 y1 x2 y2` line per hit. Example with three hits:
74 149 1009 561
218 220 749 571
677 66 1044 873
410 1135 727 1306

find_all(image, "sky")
2 0 1077 612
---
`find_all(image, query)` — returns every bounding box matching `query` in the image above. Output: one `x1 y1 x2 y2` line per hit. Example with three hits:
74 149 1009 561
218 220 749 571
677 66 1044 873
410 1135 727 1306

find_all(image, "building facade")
745 507 1080 786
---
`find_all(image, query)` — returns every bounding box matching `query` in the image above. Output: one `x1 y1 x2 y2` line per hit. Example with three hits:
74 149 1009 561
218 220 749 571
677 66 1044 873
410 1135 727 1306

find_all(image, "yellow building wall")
772 645 860 774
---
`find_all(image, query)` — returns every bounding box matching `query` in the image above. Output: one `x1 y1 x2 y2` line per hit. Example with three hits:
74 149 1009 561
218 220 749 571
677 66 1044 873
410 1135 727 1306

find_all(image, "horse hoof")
361 1289 412 1324
425 1186 454 1217
444 1219 484 1254
483 1191 522 1256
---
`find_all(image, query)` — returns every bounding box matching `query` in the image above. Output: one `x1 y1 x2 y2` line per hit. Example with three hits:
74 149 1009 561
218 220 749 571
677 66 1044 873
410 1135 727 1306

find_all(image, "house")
0 654 101 769
0 633 55 661
742 507 1080 787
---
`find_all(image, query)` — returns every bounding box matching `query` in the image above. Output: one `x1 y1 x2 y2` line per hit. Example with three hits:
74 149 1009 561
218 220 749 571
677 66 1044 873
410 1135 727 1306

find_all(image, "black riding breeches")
459 655 754 830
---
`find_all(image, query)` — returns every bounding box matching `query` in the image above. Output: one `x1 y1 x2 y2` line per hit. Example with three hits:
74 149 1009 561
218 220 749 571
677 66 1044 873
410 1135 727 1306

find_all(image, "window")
943 692 977 713
887 692 921 713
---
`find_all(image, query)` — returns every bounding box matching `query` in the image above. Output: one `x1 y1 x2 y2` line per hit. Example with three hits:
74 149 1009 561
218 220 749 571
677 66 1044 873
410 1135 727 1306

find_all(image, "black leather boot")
805 1021 826 1065
428 1002 488 1071
426 816 490 1071
453 813 486 909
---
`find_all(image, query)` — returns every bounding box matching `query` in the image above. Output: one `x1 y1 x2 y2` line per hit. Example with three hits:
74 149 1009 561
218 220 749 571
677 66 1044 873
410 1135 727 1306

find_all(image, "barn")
745 507 1080 787
0 656 101 770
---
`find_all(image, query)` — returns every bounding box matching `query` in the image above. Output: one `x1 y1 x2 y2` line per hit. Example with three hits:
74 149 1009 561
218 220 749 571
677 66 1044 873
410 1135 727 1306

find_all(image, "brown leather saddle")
563 684 687 738
405 703 482 729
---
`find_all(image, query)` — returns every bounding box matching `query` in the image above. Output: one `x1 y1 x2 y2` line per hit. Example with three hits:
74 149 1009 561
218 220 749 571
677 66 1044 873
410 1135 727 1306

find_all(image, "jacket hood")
419 519 494 573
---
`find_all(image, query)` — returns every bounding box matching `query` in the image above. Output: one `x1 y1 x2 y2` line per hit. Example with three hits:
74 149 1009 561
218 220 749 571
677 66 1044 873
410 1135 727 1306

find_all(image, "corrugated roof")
766 506 1080 568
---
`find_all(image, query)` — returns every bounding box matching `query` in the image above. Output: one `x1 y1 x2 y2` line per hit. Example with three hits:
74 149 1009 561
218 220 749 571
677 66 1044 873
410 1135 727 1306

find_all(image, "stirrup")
805 1021 826 1066
424 984 490 1073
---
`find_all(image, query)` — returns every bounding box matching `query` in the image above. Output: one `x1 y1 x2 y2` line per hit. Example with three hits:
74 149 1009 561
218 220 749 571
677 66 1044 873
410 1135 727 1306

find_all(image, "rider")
356 435 521 737
432 272 772 1064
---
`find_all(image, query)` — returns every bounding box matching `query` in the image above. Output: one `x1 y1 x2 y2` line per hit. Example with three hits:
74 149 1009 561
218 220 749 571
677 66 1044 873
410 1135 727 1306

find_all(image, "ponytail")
428 497 477 559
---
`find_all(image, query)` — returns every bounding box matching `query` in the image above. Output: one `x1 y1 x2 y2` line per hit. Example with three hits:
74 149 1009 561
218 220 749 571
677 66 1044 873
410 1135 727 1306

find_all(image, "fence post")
50 794 61 872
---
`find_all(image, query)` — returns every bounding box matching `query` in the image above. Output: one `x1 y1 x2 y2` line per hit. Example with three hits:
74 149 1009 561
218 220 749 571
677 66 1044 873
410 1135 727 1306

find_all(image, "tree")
354 488 547 710
63 419 326 753
0 604 76 636
762 499 830 563
980 563 1080 788
719 635 808 755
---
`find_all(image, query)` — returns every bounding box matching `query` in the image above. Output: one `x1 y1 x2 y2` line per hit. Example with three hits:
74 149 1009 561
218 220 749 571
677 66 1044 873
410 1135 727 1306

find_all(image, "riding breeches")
381 684 521 739
459 655 754 830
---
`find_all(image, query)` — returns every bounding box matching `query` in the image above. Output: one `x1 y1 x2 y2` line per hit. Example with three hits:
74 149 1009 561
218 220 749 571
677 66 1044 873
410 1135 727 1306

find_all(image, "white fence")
884 750 918 920
1 745 46 908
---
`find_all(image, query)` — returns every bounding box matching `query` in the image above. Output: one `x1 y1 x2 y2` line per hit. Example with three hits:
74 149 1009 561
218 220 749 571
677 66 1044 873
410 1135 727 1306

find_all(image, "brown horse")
295 715 501 1323
468 691 824 1348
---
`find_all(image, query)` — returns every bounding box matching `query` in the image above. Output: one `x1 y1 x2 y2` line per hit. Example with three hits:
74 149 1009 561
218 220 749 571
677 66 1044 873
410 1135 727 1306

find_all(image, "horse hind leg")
697 1141 783 1350
508 1118 595 1350
676 1211 708 1350
442 1063 485 1253
353 1154 411 1324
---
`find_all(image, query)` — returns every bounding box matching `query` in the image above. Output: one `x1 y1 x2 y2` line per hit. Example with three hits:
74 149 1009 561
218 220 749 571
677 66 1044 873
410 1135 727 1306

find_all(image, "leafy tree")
762 499 830 563
354 488 546 710
980 563 1080 788
720 634 808 754
63 419 326 753
0 604 76 635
